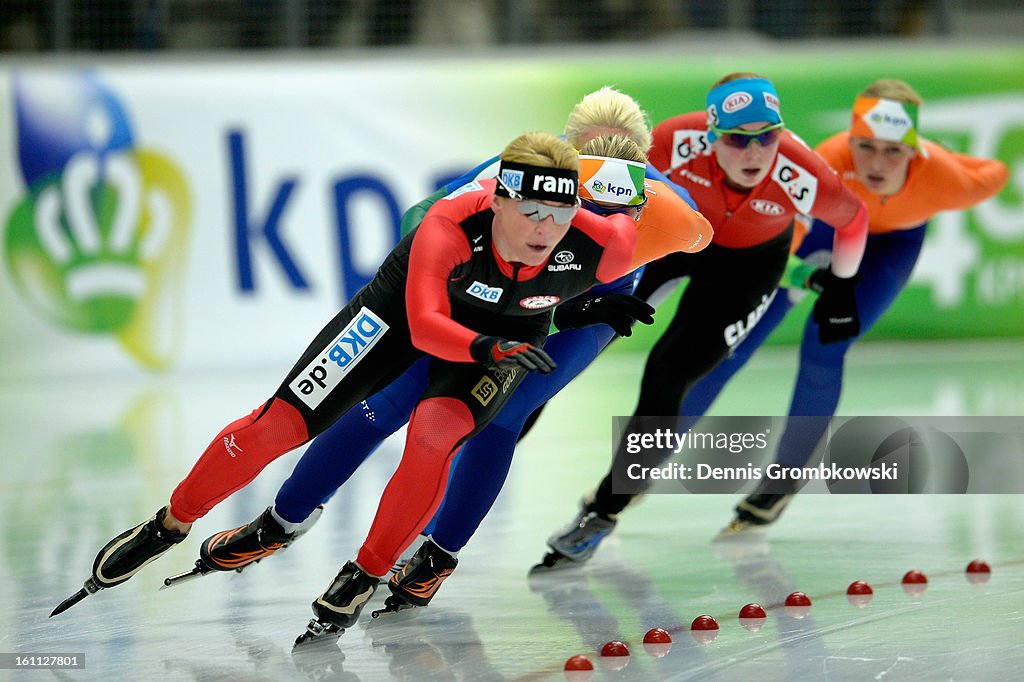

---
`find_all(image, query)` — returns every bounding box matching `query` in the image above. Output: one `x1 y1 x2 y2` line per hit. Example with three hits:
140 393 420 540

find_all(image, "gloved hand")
553 293 656 337
810 270 860 344
470 335 557 374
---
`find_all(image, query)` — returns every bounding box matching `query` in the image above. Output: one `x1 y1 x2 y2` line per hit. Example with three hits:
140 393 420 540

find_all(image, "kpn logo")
4 71 191 369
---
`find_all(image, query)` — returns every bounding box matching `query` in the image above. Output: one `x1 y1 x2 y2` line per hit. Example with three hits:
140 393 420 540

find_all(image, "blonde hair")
859 78 923 106
500 131 579 172
712 71 766 88
579 135 647 165
564 86 652 154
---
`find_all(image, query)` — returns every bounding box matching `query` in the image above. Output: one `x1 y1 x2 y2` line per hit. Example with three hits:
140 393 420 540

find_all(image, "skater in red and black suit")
536 72 871 570
54 132 637 628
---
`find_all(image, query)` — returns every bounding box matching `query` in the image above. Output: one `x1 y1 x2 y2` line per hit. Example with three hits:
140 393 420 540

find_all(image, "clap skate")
51 506 188 617
294 618 344 646
294 561 379 646
162 505 323 589
371 540 457 619
529 502 616 575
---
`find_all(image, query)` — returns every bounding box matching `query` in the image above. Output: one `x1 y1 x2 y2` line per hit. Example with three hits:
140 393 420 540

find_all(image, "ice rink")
3 340 1023 681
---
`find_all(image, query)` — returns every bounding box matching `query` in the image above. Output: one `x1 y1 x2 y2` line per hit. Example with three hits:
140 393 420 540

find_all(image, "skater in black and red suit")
53 131 637 631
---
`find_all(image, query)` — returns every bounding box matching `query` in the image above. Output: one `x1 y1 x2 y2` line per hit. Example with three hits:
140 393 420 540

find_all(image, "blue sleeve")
399 155 501 237
645 164 698 210
440 155 501 193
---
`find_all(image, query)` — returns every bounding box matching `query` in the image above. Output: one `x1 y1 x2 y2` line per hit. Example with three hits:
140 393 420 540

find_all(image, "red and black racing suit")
168 178 636 576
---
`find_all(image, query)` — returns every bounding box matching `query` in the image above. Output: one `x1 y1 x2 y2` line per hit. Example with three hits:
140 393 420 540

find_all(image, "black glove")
470 335 557 374
810 269 860 344
553 293 656 337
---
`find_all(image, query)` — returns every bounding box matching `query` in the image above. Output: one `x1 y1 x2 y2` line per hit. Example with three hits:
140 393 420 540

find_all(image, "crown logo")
5 71 192 369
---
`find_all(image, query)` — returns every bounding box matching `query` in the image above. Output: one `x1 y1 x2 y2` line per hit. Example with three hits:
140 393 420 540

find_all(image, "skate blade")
294 619 342 648
50 589 89 617
363 609 420 633
527 551 580 576
50 578 101 617
370 598 419 619
160 559 217 590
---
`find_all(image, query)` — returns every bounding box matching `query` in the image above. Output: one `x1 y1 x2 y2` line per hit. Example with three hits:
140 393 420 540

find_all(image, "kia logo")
751 199 785 216
723 92 752 113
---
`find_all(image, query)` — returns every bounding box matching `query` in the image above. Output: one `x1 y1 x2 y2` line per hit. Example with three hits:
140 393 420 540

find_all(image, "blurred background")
3 0 1024 50
1 1 1022 381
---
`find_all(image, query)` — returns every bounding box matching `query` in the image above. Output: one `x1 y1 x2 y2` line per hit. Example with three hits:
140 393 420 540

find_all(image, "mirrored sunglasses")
713 122 784 149
514 199 579 224
499 179 579 224
581 197 646 217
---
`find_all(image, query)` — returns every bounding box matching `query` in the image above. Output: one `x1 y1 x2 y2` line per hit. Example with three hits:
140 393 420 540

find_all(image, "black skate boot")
163 505 323 589
295 561 379 646
202 507 297 570
93 506 189 587
51 506 188 617
371 540 457 618
388 534 426 577
530 500 616 575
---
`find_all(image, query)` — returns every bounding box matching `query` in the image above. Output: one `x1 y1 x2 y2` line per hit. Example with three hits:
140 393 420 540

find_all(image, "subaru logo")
554 250 574 264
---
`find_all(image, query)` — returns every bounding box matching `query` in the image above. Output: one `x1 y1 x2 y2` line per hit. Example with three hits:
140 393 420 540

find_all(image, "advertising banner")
1 47 1021 379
